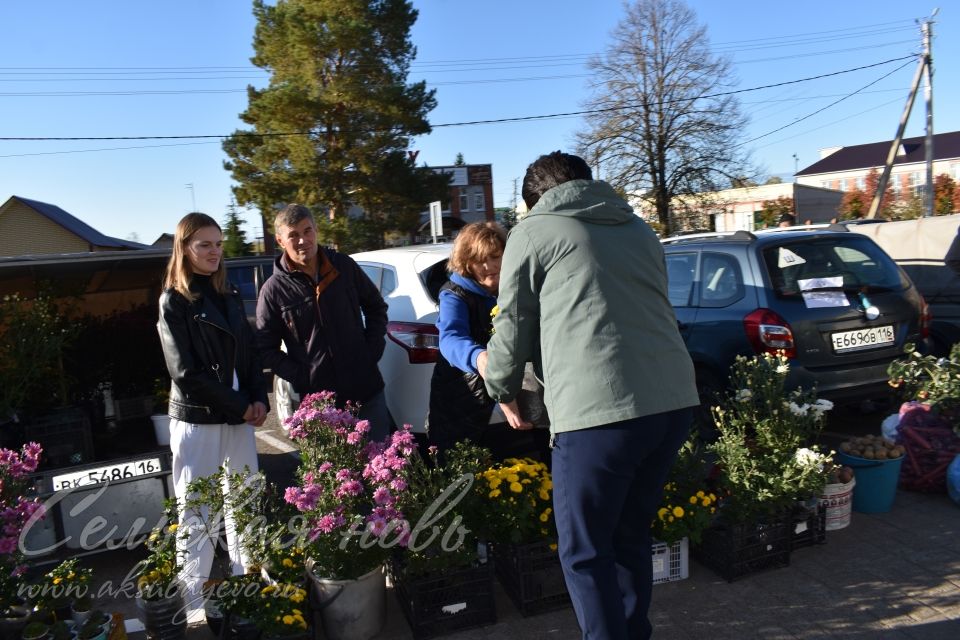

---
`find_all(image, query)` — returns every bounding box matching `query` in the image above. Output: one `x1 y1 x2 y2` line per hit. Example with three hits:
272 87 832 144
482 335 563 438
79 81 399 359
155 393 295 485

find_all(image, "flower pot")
135 594 187 640
223 615 260 640
201 580 223 637
149 414 171 447
69 606 91 628
0 606 30 640
306 564 386 640
18 622 48 640
818 478 855 531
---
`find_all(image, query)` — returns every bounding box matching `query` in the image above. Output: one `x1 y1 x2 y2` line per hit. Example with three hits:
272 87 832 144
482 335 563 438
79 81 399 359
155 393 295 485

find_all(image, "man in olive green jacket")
482 152 698 640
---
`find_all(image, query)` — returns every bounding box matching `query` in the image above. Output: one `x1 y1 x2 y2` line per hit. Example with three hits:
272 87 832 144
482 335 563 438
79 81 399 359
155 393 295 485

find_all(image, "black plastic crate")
389 559 496 639
693 517 791 582
22 407 94 470
791 504 827 550
491 540 570 616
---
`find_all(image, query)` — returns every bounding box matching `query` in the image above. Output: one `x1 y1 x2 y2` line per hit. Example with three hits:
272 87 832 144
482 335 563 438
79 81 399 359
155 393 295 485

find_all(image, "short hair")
163 212 226 300
448 222 507 277
778 212 796 225
521 151 593 209
275 203 315 232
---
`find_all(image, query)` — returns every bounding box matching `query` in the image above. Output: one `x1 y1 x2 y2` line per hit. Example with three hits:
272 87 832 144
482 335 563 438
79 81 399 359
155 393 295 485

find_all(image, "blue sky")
1 1 956 245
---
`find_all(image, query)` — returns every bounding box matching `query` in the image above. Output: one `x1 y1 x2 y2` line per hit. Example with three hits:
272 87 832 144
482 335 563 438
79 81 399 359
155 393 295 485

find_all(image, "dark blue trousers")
552 407 693 640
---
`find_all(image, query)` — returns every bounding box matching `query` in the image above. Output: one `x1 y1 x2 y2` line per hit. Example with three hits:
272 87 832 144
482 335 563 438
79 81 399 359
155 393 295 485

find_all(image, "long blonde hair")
163 212 227 300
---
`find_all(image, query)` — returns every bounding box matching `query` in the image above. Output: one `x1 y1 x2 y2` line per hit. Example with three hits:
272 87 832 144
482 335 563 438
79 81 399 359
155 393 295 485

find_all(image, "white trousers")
169 419 258 612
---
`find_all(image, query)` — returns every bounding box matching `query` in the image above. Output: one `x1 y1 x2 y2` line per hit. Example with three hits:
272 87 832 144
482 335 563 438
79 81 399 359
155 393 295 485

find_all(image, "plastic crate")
491 540 570 616
652 538 689 584
791 504 827 550
693 517 791 582
22 407 94 470
389 559 496 639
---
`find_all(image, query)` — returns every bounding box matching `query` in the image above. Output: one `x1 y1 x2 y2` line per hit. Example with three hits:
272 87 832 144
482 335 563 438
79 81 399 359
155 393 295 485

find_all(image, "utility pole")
792 153 799 176
867 11 937 219
922 13 937 217
511 178 519 212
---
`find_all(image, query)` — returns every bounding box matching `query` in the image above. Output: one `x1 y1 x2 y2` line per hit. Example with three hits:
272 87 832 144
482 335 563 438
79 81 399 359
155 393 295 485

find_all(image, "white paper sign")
777 247 807 268
798 276 850 309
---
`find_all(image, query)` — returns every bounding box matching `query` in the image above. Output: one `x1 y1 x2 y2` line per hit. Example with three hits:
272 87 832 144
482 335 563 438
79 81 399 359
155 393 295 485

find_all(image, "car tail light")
744 308 796 358
919 297 931 339
387 321 439 364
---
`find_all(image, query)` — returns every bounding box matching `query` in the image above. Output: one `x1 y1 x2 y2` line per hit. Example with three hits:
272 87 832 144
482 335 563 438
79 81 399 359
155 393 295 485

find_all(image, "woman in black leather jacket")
156 212 268 618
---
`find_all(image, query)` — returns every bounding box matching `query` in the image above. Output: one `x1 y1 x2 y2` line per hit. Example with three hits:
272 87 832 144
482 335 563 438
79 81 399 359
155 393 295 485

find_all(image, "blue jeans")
357 389 393 442
552 407 693 640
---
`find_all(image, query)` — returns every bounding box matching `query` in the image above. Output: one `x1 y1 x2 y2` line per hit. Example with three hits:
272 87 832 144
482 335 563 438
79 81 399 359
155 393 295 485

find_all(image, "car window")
226 265 257 300
762 237 904 297
381 267 397 296
359 264 382 291
665 252 696 307
423 259 450 303
700 252 744 307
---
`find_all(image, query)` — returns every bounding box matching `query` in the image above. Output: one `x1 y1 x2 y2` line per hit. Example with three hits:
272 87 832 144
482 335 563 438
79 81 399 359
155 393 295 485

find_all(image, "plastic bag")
948 454 960 506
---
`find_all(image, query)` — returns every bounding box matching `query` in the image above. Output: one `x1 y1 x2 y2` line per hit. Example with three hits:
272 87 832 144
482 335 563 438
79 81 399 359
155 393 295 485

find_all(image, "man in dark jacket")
256 204 391 439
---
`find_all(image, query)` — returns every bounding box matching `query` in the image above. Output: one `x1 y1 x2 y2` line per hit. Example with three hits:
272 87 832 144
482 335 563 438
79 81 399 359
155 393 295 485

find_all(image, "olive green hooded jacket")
483 179 699 434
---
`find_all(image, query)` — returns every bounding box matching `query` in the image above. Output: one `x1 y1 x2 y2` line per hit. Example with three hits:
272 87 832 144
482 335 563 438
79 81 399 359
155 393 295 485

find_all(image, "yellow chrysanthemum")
489 489 501 498
689 496 698 505
549 543 558 551
538 490 550 501
282 558 294 568
539 512 549 523
696 490 705 498
672 506 684 518
167 523 179 533
282 615 295 625
701 498 711 507
506 474 520 483
657 507 669 520
509 482 523 493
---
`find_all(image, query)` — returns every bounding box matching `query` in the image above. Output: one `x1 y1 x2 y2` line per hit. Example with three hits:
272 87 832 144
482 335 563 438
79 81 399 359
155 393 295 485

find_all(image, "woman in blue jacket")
426 222 547 460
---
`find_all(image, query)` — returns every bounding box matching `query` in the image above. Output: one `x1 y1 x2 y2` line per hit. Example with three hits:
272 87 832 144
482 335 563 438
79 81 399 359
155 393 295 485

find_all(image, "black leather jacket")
157 284 269 425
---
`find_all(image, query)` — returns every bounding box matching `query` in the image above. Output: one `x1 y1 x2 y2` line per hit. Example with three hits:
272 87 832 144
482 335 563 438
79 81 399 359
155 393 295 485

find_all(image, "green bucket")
836 452 903 513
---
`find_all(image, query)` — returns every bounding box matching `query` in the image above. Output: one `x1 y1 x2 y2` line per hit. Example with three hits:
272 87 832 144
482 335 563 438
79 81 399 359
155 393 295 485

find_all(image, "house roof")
7 196 149 249
796 130 960 177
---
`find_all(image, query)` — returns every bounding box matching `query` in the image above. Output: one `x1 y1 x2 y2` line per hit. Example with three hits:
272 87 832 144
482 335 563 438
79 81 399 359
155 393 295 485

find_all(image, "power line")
0 55 915 142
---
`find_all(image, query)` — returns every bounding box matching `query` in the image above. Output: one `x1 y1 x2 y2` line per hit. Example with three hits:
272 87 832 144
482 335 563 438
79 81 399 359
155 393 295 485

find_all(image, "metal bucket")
307 564 386 640
135 594 187 640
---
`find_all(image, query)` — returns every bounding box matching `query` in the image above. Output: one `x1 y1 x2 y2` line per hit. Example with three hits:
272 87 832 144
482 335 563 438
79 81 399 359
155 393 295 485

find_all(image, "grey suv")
661 227 930 409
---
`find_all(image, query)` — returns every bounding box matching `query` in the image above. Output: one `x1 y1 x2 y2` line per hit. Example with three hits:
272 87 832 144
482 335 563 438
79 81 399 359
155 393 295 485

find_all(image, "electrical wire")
0 55 916 143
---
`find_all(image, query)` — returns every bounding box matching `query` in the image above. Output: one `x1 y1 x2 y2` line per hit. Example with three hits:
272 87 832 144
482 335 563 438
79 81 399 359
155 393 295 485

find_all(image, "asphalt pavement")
71 399 960 639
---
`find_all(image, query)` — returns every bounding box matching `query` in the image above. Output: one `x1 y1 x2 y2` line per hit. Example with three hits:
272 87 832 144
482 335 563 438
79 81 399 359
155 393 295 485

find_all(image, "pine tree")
222 202 252 257
222 0 449 247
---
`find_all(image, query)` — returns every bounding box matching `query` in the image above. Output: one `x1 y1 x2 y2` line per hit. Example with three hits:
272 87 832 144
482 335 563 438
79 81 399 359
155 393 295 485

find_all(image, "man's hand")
500 400 533 430
244 401 268 427
476 350 488 378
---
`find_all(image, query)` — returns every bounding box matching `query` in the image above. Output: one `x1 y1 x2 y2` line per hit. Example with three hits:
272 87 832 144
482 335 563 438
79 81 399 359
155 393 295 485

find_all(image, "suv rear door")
756 235 924 368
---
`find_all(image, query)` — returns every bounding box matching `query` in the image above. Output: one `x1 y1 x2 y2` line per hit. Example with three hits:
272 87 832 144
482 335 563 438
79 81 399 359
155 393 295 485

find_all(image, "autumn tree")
222 0 448 248
839 168 896 220
577 0 751 235
755 196 794 228
934 173 957 215
222 201 253 257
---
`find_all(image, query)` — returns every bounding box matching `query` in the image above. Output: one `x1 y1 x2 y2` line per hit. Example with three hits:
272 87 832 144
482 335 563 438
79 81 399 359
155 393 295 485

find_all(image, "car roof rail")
753 224 837 234
660 229 755 244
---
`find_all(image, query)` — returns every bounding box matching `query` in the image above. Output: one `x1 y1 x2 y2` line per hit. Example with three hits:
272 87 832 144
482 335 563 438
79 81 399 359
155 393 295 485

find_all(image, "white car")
351 244 452 432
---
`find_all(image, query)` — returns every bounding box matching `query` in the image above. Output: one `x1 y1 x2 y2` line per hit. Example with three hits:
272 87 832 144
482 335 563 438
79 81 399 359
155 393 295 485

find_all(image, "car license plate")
51 457 163 491
830 325 895 353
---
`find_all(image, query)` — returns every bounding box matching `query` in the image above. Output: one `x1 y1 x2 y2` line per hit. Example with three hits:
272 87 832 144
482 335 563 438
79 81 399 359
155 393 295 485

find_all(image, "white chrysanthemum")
794 447 820 467
786 401 809 416
776 364 790 374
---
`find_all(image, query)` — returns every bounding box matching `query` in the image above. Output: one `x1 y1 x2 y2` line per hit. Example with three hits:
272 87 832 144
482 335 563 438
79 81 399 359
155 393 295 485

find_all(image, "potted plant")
149 376 171 447
219 579 308 640
1 442 44 640
700 351 834 581
75 620 104 640
473 453 565 618
31 558 93 625
389 441 496 634
133 503 185 640
283 391 420 640
214 574 266 640
48 620 75 640
20 621 49 640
